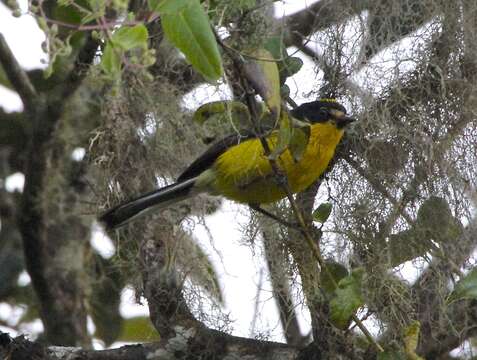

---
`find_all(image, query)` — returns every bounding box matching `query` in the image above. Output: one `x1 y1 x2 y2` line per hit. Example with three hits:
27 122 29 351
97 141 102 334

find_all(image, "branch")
16 33 99 346
412 219 477 357
282 0 367 47
419 300 477 358
0 328 299 360
61 34 99 99
0 34 37 112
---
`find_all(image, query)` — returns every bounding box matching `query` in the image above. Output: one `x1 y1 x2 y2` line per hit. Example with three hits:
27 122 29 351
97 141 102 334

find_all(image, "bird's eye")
318 108 329 118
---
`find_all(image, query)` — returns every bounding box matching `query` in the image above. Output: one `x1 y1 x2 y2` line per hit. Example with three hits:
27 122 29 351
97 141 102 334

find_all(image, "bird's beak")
335 114 356 128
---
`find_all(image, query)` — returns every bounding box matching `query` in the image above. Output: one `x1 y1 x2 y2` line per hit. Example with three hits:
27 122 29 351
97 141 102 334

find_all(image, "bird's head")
291 98 356 129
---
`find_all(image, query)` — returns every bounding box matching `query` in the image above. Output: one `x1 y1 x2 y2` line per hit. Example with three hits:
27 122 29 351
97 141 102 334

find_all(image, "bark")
0 31 99 346
0 328 299 360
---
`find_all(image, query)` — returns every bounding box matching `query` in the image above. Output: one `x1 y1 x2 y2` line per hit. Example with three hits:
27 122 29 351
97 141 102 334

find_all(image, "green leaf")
161 0 223 82
330 268 365 329
313 202 332 223
243 48 281 119
320 261 349 294
269 112 312 162
118 316 160 342
282 56 303 78
263 36 285 60
264 36 303 84
112 24 148 51
416 196 462 244
149 0 189 13
280 84 290 98
99 25 149 77
3 0 20 11
52 2 83 29
289 125 310 162
387 229 431 267
269 110 292 160
404 321 423 360
193 100 250 125
100 41 122 76
386 196 463 268
448 267 477 303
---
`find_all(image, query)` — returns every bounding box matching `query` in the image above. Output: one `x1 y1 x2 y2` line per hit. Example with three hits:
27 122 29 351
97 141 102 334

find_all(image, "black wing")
177 132 256 182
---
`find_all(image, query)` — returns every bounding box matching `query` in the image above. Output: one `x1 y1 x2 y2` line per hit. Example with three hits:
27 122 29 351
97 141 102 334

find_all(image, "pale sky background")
0 0 433 349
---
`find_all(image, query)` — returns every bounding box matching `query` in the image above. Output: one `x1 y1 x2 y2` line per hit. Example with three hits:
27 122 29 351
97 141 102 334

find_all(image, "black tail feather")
99 178 196 229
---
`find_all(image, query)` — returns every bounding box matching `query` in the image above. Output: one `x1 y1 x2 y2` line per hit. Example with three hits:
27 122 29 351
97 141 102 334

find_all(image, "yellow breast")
210 122 344 204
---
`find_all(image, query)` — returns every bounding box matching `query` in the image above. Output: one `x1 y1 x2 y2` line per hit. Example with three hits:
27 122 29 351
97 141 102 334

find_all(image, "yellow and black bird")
99 99 355 229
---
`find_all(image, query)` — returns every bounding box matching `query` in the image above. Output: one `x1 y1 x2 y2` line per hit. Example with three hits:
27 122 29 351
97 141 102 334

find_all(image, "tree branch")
16 33 99 346
282 0 367 47
0 327 299 360
412 218 477 357
61 34 99 99
0 34 37 112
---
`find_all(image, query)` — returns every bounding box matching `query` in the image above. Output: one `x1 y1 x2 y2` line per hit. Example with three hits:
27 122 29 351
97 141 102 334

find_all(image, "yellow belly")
209 122 344 204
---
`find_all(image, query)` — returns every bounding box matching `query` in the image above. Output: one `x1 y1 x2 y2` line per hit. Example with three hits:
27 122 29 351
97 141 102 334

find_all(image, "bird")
99 99 355 229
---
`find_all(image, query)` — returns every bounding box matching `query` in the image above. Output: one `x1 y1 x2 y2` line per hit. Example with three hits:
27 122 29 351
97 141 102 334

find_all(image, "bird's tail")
99 178 197 229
